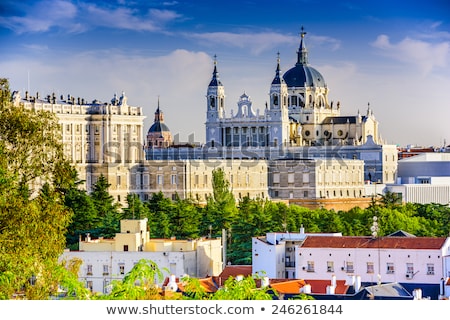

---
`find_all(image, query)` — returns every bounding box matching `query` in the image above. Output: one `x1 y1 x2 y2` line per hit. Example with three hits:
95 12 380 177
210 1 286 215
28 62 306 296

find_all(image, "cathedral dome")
283 64 326 88
283 28 326 88
148 121 170 134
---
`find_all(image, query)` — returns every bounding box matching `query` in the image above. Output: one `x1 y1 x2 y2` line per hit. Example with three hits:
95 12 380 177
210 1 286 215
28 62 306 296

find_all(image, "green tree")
146 191 172 238
90 174 121 238
0 78 75 299
123 193 150 220
228 197 270 264
202 168 237 237
210 275 275 300
170 195 201 239
98 259 169 300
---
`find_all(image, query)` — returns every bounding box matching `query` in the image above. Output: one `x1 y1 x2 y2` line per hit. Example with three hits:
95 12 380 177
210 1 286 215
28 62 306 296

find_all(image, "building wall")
295 246 444 286
61 250 197 294
269 158 365 200
130 159 268 204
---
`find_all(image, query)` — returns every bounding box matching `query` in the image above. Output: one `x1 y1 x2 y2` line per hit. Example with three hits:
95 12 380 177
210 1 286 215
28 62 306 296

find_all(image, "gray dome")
283 64 326 88
283 28 326 88
148 122 170 133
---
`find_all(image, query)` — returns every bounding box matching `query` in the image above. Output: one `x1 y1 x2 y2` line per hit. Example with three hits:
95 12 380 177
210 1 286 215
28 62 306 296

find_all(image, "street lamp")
370 216 381 285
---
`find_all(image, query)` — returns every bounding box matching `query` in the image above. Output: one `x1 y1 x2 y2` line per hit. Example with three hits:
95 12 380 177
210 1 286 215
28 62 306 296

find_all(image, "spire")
154 97 164 122
208 55 223 87
296 26 308 65
271 52 284 84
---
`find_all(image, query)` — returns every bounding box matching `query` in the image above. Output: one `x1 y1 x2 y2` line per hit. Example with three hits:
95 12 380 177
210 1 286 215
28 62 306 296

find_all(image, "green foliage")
203 168 238 237
90 174 122 238
98 259 169 300
0 78 75 299
210 275 275 300
123 193 150 220
146 191 172 238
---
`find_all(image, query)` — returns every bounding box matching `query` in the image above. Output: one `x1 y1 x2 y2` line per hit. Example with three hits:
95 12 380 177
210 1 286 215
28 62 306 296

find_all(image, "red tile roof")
214 265 253 287
305 279 349 294
174 276 219 293
269 279 307 294
301 236 446 250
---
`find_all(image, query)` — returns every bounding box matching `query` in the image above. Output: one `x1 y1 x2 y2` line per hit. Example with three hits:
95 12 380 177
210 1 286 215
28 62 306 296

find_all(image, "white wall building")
387 153 450 205
60 219 223 294
252 230 450 299
252 229 342 279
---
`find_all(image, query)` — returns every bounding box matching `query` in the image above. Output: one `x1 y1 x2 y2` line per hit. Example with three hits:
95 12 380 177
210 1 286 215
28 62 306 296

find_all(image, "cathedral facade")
205 30 380 149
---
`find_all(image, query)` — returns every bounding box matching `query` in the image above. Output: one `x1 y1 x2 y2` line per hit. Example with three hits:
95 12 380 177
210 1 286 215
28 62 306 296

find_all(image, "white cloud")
2 49 212 142
0 0 183 34
0 0 79 33
188 32 297 55
371 34 449 74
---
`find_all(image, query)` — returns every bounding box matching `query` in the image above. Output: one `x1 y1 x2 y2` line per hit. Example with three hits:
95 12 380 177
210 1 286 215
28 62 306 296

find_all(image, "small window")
119 264 125 275
387 262 395 274
103 265 109 276
346 261 354 273
327 261 334 272
367 262 374 274
87 264 93 276
307 261 314 272
427 263 435 275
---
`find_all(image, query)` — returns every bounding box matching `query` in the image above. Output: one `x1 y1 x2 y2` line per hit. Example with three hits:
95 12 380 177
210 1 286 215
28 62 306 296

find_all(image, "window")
307 261 315 272
273 173 280 184
427 263 435 275
303 191 308 198
157 175 163 185
303 173 310 183
367 262 374 274
123 245 128 252
171 174 177 185
119 264 125 275
103 265 109 276
327 261 334 272
87 281 93 292
288 173 295 184
406 263 414 274
387 262 395 274
346 261 354 273
86 264 93 276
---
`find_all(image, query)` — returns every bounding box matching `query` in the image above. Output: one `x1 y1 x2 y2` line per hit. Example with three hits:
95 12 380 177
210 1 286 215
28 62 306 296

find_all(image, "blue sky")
1 0 449 147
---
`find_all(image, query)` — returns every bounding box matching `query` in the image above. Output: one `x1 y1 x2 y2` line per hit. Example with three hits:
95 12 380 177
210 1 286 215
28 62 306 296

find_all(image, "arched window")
273 95 278 106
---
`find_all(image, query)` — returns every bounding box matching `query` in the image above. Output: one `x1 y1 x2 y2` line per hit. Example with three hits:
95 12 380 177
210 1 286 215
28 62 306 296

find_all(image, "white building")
61 219 223 294
13 90 146 205
387 153 450 205
252 230 450 299
252 229 342 279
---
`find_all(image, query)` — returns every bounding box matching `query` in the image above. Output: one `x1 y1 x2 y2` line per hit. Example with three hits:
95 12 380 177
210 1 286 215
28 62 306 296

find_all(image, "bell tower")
205 56 225 147
266 53 290 147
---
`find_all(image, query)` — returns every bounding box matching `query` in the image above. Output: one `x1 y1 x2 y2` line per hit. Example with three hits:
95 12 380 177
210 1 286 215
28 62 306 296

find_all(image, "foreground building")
61 219 223 294
252 229 450 299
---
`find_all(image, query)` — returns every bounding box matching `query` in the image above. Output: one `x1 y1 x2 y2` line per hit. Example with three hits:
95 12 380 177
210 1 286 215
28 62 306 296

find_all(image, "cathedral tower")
205 56 225 147
266 53 290 147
